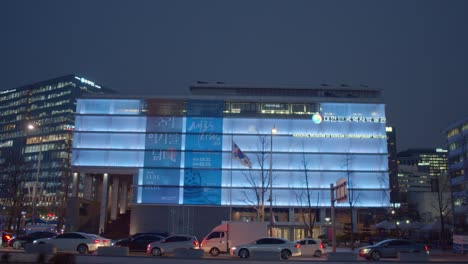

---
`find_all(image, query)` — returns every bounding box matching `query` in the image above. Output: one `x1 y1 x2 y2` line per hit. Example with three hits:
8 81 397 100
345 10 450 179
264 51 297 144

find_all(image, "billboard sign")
336 178 348 203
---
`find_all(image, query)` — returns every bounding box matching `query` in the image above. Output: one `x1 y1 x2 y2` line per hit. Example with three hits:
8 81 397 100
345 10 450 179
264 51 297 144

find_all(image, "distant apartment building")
445 117 468 235
0 75 114 223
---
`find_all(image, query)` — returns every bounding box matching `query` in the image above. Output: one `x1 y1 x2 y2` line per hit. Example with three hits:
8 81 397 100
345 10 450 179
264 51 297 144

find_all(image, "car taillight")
94 239 101 244
424 245 429 251
295 243 301 249
193 241 199 247
103 239 109 243
320 242 324 249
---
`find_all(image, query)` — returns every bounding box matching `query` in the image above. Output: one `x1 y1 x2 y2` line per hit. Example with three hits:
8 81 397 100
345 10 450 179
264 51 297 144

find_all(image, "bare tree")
55 136 73 232
431 173 452 246
0 147 28 235
241 135 270 221
343 154 360 250
295 150 320 238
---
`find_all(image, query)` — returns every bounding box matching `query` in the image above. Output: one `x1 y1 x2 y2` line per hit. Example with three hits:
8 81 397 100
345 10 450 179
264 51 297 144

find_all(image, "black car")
8 231 58 249
358 238 429 261
113 234 165 252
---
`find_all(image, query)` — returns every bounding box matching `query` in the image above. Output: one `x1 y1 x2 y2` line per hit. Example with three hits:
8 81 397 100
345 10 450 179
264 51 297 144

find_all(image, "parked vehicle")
147 234 199 256
8 231 57 249
358 238 429 261
34 232 111 254
230 237 301 260
201 221 268 256
1 230 12 247
295 238 325 257
23 224 57 234
113 234 164 251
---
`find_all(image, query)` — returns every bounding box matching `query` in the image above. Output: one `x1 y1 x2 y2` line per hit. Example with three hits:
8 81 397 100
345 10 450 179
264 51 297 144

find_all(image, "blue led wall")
72 99 390 207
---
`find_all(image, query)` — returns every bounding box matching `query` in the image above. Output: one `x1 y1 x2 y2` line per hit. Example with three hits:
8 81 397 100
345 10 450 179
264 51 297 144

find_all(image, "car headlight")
361 248 370 254
231 247 237 252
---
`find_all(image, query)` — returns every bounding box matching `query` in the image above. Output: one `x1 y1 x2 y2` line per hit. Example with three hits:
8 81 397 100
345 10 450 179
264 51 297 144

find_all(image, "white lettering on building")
74 76 101 89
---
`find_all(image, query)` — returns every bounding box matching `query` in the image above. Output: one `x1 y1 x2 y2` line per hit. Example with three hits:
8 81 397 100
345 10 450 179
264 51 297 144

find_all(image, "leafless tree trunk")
241 135 269 221
431 173 452 247
295 150 320 238
0 148 27 235
344 154 360 250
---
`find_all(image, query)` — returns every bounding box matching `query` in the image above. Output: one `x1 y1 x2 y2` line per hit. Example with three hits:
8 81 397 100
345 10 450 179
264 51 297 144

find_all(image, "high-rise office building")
0 75 114 224
445 117 468 235
396 148 448 220
70 83 390 239
386 126 399 204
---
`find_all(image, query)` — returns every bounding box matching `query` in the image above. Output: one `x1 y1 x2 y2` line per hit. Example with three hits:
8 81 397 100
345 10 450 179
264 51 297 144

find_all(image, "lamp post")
268 126 278 237
28 124 43 225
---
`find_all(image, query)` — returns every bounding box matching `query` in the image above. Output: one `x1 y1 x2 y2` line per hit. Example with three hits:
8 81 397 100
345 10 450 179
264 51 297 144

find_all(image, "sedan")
8 231 57 249
295 238 325 257
113 234 164 251
231 237 301 260
34 232 111 254
358 238 429 261
147 235 199 256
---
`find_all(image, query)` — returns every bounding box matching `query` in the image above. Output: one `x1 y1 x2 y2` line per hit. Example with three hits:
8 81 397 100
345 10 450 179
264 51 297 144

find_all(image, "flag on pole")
232 142 252 169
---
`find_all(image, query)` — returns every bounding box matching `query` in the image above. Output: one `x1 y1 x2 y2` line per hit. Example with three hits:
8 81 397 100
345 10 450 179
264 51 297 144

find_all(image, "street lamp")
269 126 278 237
28 123 43 225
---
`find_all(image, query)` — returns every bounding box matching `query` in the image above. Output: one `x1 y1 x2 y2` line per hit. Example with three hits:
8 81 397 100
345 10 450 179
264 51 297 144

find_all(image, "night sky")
1 0 467 151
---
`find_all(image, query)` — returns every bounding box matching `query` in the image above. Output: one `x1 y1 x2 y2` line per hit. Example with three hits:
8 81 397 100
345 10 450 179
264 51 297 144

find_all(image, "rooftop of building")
81 81 383 104
397 148 448 157
0 74 115 95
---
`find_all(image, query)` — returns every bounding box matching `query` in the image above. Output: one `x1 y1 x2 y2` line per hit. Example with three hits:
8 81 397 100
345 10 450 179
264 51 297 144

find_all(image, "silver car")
147 234 199 256
295 238 325 257
231 237 301 260
34 232 110 254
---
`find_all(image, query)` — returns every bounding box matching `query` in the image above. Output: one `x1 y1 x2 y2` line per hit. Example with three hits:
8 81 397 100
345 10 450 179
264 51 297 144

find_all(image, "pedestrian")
99 229 104 236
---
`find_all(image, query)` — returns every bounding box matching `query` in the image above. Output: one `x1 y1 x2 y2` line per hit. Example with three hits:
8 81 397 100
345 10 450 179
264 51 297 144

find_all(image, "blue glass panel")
145 133 182 150
73 132 145 149
220 170 388 189
72 150 143 167
185 117 223 150
146 117 183 132
75 116 146 132
144 149 181 167
141 187 180 204
140 169 180 204
222 188 390 207
77 99 142 115
184 117 223 204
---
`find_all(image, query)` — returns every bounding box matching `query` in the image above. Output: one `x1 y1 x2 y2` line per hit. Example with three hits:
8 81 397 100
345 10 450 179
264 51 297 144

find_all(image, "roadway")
0 246 466 263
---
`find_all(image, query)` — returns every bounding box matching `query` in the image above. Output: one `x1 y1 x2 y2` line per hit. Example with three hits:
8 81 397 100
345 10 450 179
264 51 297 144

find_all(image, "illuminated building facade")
0 75 114 222
70 84 390 239
445 117 468 235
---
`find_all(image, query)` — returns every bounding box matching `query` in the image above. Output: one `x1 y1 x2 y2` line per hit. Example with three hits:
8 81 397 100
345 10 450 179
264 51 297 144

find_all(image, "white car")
295 238 325 257
34 232 110 254
147 234 199 256
230 237 301 260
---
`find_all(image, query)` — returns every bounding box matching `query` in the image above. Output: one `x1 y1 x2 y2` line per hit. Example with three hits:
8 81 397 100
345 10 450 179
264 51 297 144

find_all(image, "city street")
1 246 466 263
